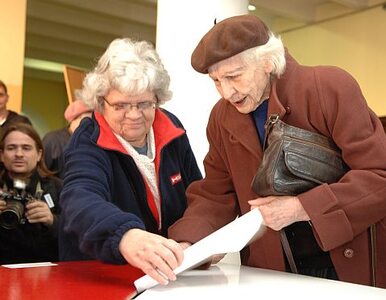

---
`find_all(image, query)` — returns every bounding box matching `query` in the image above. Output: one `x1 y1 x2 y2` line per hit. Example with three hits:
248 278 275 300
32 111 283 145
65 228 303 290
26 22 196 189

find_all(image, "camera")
0 179 34 230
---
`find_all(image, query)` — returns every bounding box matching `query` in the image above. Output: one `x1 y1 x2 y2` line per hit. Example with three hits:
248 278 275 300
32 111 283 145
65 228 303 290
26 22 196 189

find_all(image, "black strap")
280 229 298 274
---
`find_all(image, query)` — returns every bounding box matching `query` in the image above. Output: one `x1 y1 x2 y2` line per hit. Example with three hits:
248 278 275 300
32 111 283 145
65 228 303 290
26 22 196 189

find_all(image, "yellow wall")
280 5 386 116
0 0 27 112
0 0 68 138
22 77 68 137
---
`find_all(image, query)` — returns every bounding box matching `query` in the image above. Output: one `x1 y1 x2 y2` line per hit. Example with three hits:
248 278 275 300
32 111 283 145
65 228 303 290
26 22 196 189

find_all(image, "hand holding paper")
134 208 264 293
119 228 183 285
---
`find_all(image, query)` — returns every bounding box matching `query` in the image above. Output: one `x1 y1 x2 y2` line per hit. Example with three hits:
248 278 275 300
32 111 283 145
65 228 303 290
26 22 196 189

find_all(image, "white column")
156 0 248 174
157 0 248 266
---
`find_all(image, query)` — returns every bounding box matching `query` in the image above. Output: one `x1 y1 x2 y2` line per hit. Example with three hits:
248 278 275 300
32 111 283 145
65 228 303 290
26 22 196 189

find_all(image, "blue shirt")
251 99 269 145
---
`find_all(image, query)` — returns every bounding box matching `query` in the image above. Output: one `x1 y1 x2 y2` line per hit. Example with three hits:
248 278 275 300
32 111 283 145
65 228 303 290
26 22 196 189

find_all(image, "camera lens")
0 211 20 229
0 201 24 229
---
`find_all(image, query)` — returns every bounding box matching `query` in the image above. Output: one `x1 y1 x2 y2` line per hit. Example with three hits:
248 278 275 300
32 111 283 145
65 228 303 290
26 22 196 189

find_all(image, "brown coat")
169 54 386 288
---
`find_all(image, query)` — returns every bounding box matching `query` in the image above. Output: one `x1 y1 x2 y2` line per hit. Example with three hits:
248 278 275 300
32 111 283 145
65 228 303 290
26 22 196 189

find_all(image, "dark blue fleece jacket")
59 109 202 263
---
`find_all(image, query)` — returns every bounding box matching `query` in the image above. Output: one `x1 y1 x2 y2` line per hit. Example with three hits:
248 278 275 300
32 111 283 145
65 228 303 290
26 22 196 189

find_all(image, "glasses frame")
102 97 157 113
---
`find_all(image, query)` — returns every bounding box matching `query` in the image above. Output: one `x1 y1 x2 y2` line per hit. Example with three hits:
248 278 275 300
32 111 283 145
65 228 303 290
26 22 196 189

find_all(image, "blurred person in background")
42 99 92 179
0 123 62 264
0 80 32 131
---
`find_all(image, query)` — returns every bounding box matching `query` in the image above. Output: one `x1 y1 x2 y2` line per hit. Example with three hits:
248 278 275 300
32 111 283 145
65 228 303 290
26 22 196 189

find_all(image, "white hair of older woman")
240 33 286 78
80 38 173 112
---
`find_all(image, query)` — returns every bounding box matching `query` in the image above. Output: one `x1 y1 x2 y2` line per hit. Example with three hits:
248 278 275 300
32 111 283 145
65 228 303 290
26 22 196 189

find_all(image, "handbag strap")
370 224 377 286
262 114 280 150
280 229 298 274
265 115 298 274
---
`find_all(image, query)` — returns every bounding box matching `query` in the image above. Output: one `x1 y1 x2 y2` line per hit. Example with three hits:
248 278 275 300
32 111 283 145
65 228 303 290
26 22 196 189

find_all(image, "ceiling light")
248 4 256 11
24 58 64 73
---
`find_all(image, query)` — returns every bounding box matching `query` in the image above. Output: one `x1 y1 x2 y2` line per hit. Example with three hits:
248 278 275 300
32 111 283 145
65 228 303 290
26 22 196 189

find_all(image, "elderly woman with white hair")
59 38 202 284
168 15 386 288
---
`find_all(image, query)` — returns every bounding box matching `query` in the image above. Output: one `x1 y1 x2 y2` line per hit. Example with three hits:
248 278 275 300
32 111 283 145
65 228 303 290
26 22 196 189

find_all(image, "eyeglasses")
103 97 156 112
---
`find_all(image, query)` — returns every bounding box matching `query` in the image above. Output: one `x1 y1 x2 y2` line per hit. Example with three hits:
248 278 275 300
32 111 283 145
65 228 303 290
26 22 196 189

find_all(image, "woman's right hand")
119 228 184 285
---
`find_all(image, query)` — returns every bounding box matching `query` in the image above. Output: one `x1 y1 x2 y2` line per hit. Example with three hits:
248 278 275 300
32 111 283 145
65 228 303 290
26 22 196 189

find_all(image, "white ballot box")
136 262 386 300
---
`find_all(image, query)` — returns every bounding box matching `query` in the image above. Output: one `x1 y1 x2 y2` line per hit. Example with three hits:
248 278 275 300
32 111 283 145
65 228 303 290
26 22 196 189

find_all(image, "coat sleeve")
60 120 145 263
162 109 203 187
298 67 386 251
168 102 239 243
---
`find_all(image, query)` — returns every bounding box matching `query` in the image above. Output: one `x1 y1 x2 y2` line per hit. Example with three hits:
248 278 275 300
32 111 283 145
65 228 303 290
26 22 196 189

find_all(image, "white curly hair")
80 38 172 112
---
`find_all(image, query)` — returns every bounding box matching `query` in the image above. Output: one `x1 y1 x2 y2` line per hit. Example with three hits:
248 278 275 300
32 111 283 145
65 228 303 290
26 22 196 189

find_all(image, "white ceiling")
24 0 386 80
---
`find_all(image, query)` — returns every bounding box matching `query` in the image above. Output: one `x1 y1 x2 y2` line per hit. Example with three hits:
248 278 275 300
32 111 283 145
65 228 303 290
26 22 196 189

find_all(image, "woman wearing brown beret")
168 14 386 288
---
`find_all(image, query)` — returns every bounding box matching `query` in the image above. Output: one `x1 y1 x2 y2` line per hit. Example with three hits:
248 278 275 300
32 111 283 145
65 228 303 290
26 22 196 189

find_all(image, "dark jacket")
1 110 32 129
169 53 386 287
0 170 62 264
42 127 71 179
59 109 202 263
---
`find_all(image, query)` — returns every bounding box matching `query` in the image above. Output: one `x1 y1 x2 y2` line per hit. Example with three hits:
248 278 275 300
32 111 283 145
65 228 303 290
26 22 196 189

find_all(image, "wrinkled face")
208 53 272 114
102 89 157 147
0 86 9 111
0 131 42 178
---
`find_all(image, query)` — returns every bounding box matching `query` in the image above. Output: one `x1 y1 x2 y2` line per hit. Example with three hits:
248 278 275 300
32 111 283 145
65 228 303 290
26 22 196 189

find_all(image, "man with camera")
0 123 61 264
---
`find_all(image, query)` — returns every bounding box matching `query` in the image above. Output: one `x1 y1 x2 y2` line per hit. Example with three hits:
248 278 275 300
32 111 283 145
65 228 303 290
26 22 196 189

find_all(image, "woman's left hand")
25 200 54 226
248 195 309 231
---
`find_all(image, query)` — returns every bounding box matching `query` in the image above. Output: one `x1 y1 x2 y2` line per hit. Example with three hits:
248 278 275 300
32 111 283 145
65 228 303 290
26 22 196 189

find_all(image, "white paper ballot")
134 208 264 293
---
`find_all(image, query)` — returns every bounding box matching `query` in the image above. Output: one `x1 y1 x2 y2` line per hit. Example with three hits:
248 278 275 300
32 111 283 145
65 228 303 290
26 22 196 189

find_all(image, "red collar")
94 110 185 154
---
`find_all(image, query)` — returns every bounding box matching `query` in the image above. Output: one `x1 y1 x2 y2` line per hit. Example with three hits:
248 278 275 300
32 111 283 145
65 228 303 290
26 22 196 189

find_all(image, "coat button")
285 106 291 114
344 248 354 258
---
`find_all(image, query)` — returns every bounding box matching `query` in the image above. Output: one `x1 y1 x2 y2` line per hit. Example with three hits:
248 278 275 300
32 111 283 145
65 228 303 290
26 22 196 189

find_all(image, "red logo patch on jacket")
170 173 182 185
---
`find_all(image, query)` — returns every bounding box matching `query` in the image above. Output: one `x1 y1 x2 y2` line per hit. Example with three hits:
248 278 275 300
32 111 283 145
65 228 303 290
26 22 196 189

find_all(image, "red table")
0 261 144 300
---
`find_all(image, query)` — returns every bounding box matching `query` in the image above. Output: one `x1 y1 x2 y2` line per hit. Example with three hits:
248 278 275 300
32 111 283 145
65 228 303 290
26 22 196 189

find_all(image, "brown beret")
191 14 270 74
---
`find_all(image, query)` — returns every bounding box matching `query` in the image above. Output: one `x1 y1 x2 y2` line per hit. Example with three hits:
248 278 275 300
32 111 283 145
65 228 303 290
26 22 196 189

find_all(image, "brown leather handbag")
251 114 348 196
250 114 377 286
